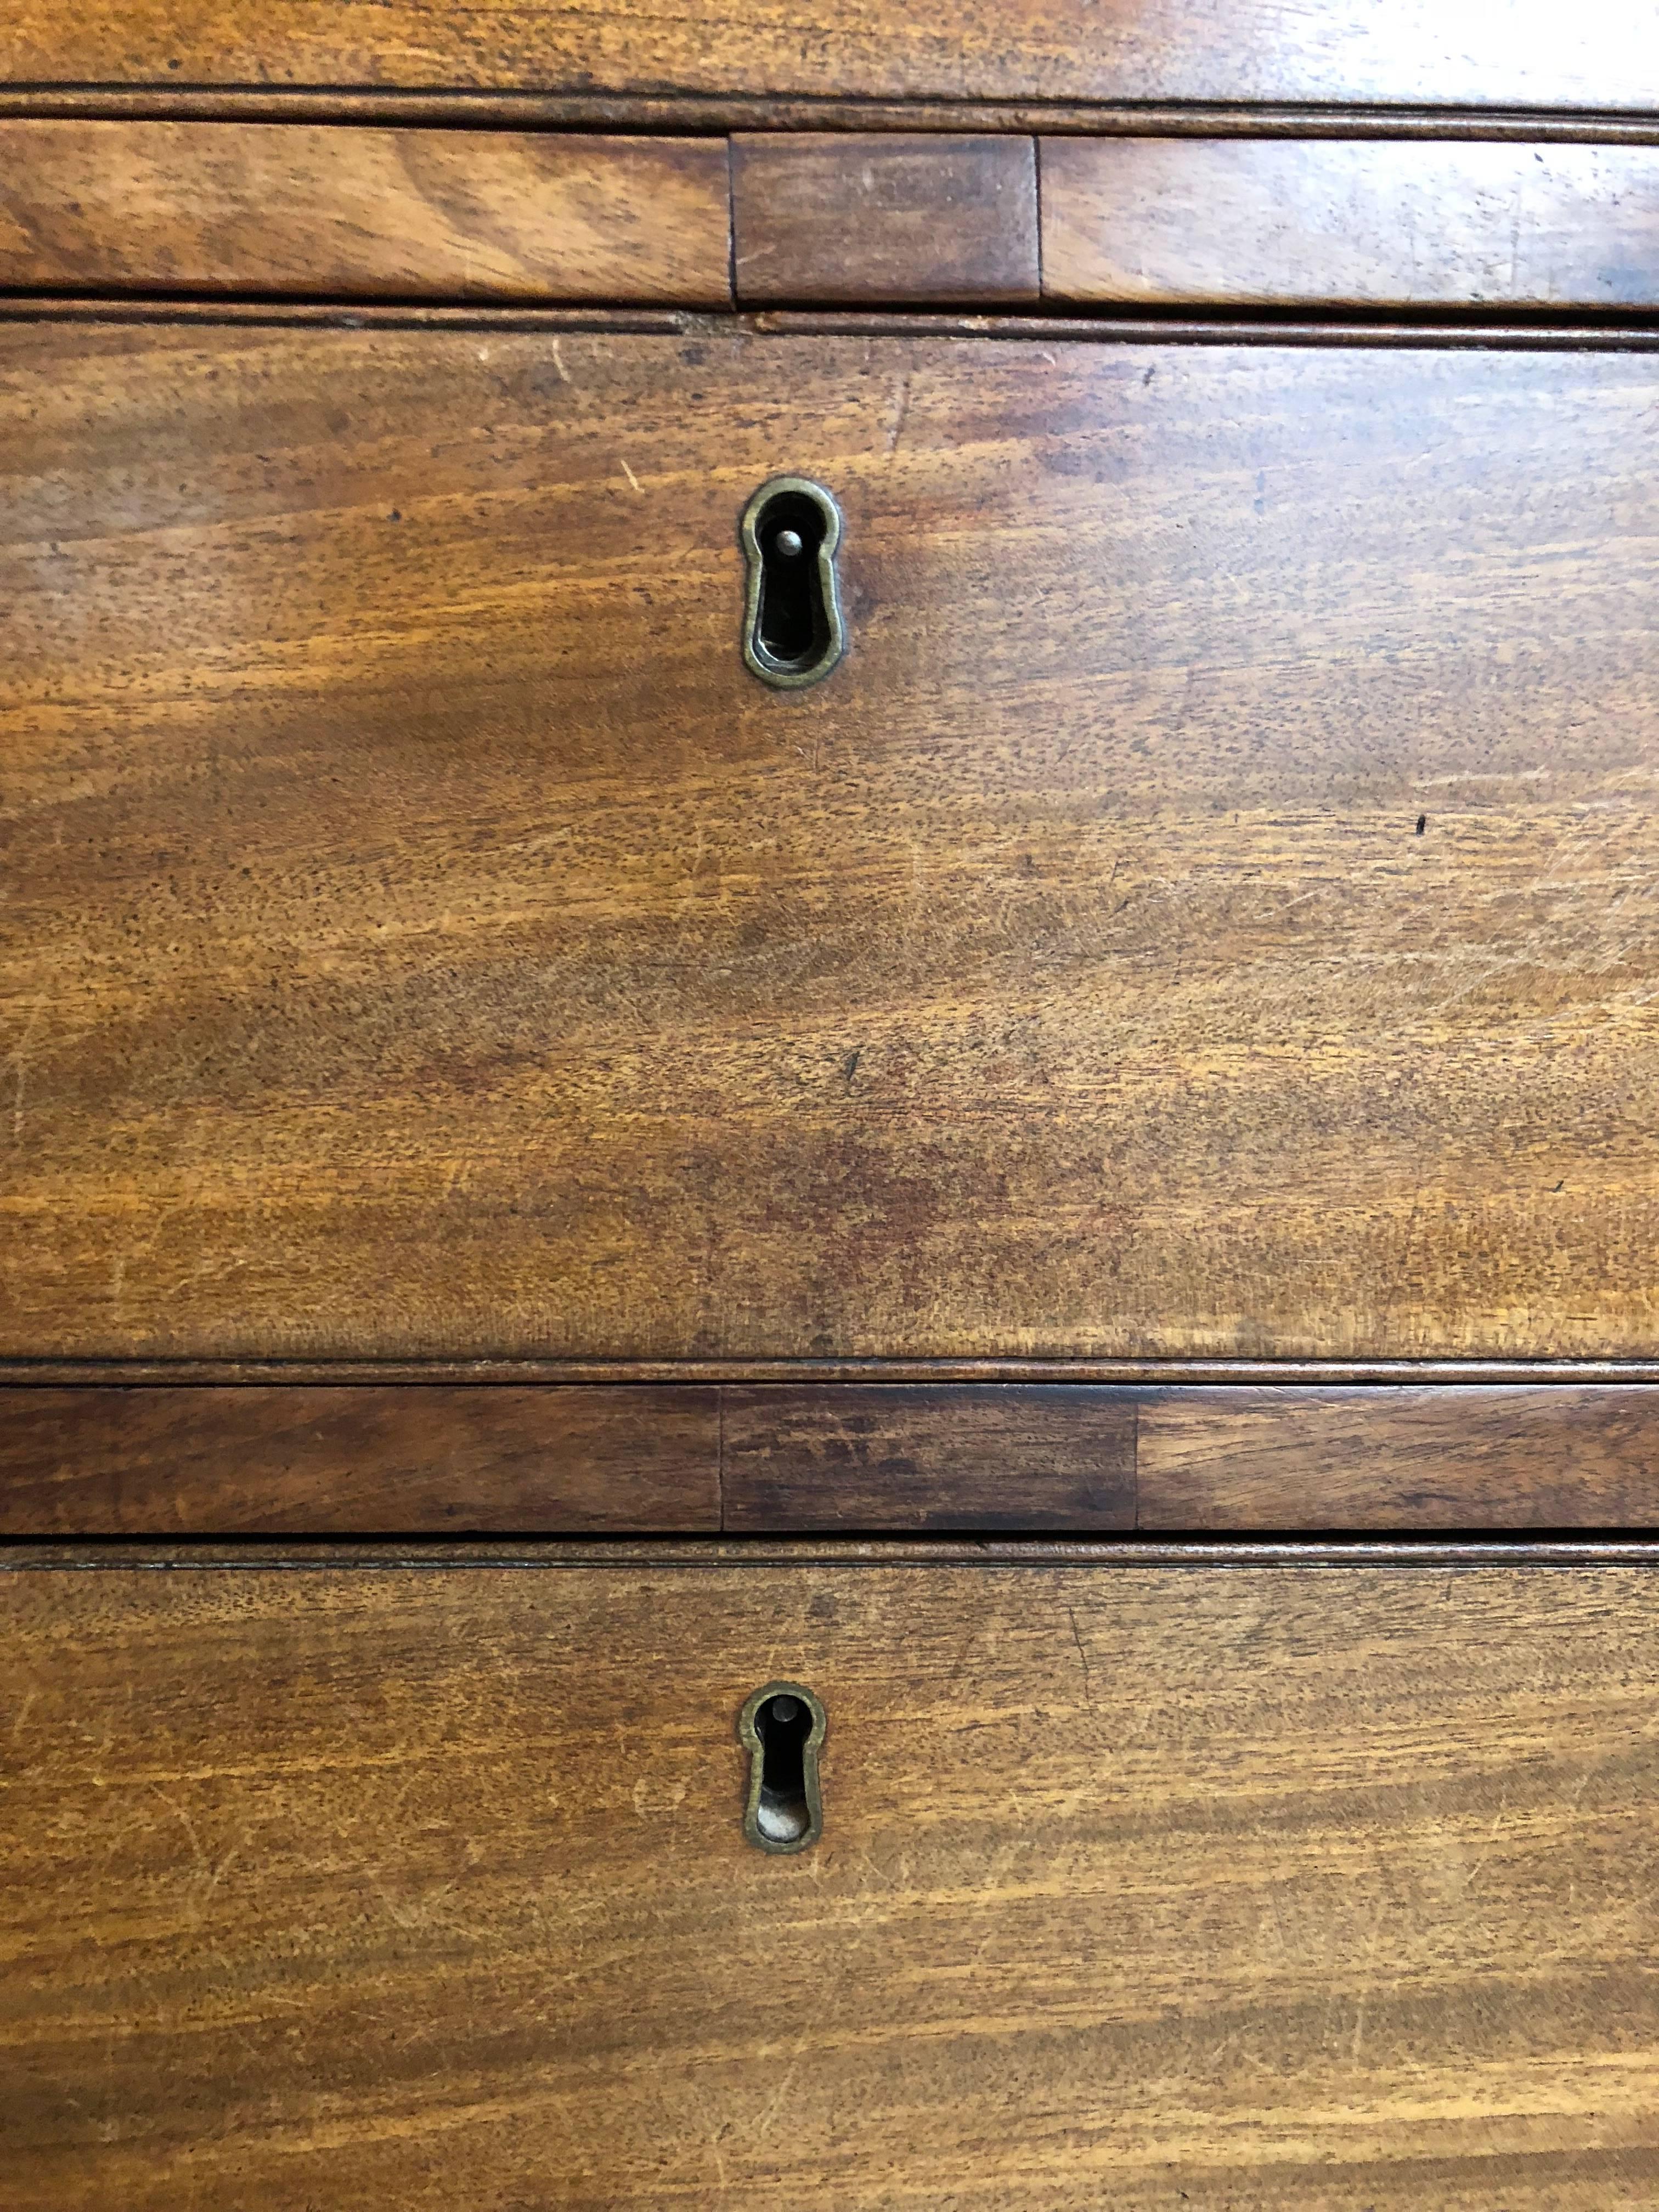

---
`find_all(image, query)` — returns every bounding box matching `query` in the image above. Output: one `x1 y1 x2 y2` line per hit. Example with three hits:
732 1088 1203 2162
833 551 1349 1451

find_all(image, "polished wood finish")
5 1383 1656 1534
732 133 1039 305
1042 137 1659 308
1139 1385 1659 1529
0 122 731 303
5 324 1658 1364
1 3 1652 110
6 1554 1659 2207
0 1386 720 1532
722 1383 1135 1527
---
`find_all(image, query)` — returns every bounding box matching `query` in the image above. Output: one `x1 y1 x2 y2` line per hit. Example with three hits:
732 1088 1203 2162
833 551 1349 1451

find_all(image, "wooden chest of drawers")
3 2 1658 2200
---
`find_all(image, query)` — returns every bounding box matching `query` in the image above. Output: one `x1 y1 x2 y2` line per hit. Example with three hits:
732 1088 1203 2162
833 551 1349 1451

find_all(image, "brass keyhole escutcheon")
740 478 845 690
738 1681 826 1852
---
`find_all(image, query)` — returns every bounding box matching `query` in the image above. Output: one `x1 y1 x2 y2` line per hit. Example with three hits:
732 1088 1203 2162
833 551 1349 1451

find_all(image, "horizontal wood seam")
9 1362 1659 1384
5 1538 1659 1569
5 90 1659 140
5 300 1659 346
1034 133 1047 298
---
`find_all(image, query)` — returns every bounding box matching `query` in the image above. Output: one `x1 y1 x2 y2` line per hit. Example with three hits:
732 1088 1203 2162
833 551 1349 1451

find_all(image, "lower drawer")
4 1544 1658 2208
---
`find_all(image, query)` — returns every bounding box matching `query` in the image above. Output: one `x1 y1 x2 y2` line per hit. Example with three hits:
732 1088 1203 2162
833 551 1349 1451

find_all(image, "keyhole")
740 478 845 690
737 1681 826 1853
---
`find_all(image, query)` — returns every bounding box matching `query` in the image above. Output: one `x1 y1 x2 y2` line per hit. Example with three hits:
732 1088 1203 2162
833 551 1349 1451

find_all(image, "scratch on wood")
886 373 912 456
1066 1604 1097 1714
7 1000 45 1143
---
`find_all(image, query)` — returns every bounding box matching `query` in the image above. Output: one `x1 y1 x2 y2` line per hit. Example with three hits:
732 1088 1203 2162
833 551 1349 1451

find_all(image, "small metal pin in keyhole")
740 478 845 691
738 1681 826 1853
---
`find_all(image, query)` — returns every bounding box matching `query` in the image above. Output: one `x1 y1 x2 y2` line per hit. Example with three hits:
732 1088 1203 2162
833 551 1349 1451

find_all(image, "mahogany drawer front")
0 123 734 303
7 124 1659 312
0 0 1650 111
5 1545 1659 2208
1039 136 1659 310
735 133 1659 313
4 319 1657 1368
4 1383 1659 1534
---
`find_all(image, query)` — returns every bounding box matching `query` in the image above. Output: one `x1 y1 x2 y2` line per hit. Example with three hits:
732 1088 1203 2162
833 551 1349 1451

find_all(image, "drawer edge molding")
7 1358 1659 1384
0 1386 724 1536
7 91 1659 144
731 133 1041 305
3 1381 1657 1537
9 126 1658 312
5 1536 1659 1569
1040 135 1659 309
6 302 1659 349
0 122 735 303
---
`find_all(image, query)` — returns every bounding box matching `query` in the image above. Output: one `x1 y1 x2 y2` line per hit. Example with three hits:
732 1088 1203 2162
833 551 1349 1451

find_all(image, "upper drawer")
3 319 1657 1363
0 1 1653 110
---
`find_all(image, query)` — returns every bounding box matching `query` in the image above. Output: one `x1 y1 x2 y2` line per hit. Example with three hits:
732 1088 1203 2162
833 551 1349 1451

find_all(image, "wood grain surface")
3 1383 1658 1532
723 1382 1135 1527
5 1556 1659 2207
1042 137 1659 308
4 324 1658 1364
0 1386 720 1532
1 2 1654 110
1139 1385 1659 1528
732 133 1039 304
0 122 732 303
